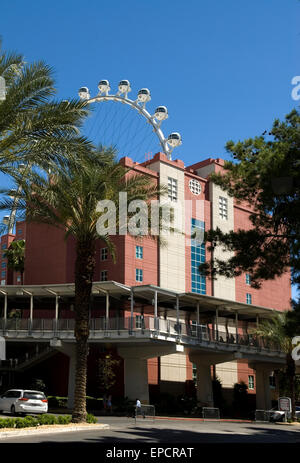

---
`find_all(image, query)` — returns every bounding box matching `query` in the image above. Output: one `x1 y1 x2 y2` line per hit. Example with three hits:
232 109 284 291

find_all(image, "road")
1 416 300 444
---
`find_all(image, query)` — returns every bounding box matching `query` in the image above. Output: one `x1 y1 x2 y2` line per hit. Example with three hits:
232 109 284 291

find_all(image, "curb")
0 423 110 439
155 416 253 423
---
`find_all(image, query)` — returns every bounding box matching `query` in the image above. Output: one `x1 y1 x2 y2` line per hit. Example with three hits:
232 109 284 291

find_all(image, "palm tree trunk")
286 353 296 421
71 238 95 423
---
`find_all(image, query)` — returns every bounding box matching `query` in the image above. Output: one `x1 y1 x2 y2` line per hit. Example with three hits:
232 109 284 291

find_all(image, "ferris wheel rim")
78 82 182 160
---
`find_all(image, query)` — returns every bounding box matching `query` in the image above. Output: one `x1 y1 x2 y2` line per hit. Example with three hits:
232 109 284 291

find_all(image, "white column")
154 290 158 329
55 295 59 332
235 311 238 344
106 291 110 329
215 308 219 341
29 294 33 331
123 356 149 403
130 289 134 332
195 363 214 407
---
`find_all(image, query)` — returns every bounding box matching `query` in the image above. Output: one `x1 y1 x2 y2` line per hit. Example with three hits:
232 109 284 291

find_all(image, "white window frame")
101 248 108 261
248 375 255 390
135 246 143 259
135 268 143 282
168 177 178 202
100 270 108 281
219 196 228 220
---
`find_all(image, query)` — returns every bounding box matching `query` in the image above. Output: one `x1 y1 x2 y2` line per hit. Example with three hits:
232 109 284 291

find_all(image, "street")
0 416 299 444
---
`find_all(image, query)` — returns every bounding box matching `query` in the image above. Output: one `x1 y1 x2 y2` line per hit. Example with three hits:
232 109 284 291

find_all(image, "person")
107 395 112 413
136 399 145 419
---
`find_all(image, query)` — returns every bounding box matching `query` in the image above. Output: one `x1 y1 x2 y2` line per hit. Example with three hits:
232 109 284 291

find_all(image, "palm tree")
0 42 92 175
1 149 164 423
3 239 25 284
254 312 298 421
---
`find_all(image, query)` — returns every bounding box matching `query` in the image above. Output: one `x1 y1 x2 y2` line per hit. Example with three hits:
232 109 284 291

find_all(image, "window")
1 244 7 250
269 374 276 389
1 280 5 286
192 363 197 384
100 270 107 281
248 375 255 390
135 315 144 329
17 276 21 283
191 218 206 294
136 268 143 282
17 229 22 235
189 179 201 195
246 293 252 304
101 248 108 261
1 262 6 269
219 196 228 220
168 177 178 202
135 246 143 259
246 274 251 285
1 271 5 278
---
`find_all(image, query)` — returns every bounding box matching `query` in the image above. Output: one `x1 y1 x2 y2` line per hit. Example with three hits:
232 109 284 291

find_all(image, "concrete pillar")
195 363 214 406
123 356 149 403
255 367 272 410
0 336 5 360
55 343 76 409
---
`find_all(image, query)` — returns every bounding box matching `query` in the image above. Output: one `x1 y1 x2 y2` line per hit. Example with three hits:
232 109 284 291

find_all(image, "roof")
0 281 280 319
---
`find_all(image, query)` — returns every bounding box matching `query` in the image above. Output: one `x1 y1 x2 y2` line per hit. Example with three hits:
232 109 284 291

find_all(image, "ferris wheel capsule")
98 80 110 95
78 87 90 100
167 132 182 148
118 80 131 96
154 106 168 121
137 88 151 104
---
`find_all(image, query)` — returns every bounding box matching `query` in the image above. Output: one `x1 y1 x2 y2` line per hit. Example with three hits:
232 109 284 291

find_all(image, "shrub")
0 418 15 428
37 414 57 425
57 415 72 425
86 413 97 424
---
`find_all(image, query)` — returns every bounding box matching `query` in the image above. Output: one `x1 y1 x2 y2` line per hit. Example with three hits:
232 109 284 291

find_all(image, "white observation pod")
167 132 182 148
98 80 110 94
78 87 90 100
137 88 151 103
118 80 131 95
154 106 168 121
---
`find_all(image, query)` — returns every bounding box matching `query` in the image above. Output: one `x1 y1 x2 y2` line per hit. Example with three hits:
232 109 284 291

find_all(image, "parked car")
0 389 48 416
269 406 300 422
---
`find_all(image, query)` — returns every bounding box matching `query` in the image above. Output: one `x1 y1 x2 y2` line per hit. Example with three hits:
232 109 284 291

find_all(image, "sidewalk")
0 422 109 439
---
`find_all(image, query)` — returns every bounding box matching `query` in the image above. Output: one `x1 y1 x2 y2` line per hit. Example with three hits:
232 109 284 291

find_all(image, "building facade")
0 153 291 409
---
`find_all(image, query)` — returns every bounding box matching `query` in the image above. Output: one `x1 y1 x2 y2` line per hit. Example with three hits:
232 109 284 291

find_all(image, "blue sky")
0 0 299 296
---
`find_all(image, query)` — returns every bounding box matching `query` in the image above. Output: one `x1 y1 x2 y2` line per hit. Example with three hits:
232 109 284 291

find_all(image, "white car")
0 389 48 416
269 406 300 422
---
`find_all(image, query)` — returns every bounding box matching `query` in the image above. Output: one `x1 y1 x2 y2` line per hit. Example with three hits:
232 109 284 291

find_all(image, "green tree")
0 42 91 175
254 311 298 421
0 149 163 423
97 354 120 396
199 109 300 291
3 239 25 283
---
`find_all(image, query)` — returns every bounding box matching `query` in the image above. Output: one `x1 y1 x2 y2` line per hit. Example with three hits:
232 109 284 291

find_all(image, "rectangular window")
269 375 276 389
1 262 6 269
1 271 5 278
135 246 143 259
1 280 5 286
219 196 228 220
168 177 178 202
17 276 21 283
192 363 197 384
246 293 252 304
191 218 206 295
101 248 108 261
1 244 7 250
135 315 144 329
248 375 255 390
246 274 251 285
100 270 108 281
135 268 143 282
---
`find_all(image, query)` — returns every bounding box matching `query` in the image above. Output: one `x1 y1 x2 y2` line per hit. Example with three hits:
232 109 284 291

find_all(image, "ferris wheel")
78 79 182 161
